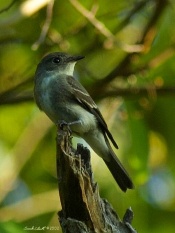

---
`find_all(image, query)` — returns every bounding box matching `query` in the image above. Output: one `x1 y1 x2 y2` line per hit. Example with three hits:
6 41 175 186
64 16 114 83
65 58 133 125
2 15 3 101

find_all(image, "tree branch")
32 0 55 50
0 78 33 105
97 86 175 101
56 126 137 233
93 0 169 90
0 84 175 106
115 0 149 33
69 0 143 53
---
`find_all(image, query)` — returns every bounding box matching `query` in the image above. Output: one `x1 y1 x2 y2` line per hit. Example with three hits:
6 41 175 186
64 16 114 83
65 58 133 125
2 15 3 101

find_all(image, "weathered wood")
56 127 137 233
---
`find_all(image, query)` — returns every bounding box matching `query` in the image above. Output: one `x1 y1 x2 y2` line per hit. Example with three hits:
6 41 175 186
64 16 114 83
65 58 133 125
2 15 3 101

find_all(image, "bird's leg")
59 120 72 134
59 120 82 134
68 120 82 127
59 120 67 129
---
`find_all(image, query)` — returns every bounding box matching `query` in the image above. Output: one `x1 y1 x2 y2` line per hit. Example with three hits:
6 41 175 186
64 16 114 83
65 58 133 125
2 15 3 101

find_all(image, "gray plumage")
34 52 134 192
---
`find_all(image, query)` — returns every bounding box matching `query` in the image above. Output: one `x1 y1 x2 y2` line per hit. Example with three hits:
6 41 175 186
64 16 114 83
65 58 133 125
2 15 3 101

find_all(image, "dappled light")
0 0 175 232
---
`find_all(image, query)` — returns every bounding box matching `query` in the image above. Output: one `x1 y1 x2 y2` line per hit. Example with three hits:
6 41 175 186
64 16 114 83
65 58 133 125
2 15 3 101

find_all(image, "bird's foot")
59 120 72 134
58 120 82 135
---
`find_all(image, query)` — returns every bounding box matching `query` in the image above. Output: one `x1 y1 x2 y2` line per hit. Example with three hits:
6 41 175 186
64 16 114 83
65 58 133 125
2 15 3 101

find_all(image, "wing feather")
67 76 118 149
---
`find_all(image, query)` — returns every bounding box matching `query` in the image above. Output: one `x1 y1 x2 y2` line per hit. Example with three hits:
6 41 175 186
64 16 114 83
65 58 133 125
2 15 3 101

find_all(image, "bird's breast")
34 75 97 134
34 75 60 122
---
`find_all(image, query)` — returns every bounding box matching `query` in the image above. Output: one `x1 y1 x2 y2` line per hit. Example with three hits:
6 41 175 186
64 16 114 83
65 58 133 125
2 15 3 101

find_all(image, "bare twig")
93 0 169 89
0 0 52 27
141 0 169 51
115 0 149 33
97 86 175 101
32 0 55 50
1 84 175 106
69 0 143 53
0 78 33 105
69 0 113 38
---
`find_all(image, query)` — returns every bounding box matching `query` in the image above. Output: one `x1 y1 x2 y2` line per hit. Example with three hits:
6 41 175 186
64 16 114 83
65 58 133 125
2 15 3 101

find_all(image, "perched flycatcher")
34 52 134 192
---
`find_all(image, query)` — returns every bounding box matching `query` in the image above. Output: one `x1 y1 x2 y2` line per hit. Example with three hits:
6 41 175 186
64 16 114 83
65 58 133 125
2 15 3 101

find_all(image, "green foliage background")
0 0 175 232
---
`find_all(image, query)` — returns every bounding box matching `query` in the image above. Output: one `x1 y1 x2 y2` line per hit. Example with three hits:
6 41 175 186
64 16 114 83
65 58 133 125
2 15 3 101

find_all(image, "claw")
59 120 68 130
59 120 72 134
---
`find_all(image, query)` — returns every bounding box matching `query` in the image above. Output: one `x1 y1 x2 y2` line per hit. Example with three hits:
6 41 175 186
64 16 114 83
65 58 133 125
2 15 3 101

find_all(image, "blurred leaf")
126 101 149 184
0 221 25 233
0 0 175 232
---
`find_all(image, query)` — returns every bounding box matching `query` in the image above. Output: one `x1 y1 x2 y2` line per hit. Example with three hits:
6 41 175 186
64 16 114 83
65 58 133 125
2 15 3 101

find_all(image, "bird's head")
35 52 84 77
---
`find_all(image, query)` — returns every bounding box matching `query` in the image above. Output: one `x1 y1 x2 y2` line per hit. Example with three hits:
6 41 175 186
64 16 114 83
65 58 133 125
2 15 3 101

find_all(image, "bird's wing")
67 76 119 149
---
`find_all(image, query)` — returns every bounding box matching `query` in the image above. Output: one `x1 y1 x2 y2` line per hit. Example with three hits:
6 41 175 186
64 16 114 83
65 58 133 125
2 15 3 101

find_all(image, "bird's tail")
83 129 134 192
103 150 134 192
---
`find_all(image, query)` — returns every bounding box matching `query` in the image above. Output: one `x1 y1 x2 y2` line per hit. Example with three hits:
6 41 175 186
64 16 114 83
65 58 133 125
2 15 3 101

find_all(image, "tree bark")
56 127 137 233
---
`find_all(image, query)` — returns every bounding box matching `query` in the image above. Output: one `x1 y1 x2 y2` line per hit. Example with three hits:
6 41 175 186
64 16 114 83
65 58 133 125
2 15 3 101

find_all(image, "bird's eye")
52 57 60 64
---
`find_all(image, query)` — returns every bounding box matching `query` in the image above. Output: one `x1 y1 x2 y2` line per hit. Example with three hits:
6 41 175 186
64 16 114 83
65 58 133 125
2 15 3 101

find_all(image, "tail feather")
103 151 134 192
101 130 134 192
83 129 134 192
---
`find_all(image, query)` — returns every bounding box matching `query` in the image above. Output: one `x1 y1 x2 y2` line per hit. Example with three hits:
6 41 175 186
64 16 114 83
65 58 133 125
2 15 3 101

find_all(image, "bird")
34 52 134 192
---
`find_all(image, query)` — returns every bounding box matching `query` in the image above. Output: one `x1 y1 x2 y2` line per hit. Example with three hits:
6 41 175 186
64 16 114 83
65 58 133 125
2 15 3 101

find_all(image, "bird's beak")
66 55 85 62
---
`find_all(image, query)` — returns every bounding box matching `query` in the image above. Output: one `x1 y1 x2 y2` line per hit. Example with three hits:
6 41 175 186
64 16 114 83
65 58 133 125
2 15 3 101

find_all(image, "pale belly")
39 90 97 135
